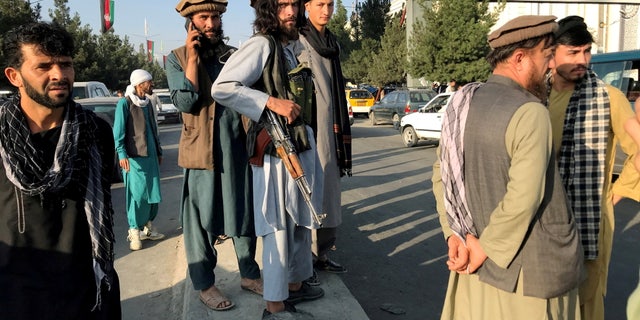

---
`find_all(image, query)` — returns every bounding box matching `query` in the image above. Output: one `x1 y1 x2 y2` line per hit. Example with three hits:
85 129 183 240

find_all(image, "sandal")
199 287 234 311
240 278 263 296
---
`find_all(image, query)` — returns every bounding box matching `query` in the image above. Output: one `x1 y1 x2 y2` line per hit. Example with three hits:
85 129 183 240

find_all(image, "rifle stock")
264 110 326 226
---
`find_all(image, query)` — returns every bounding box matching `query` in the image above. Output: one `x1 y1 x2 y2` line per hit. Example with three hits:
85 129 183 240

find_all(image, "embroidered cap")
175 0 227 17
488 15 557 49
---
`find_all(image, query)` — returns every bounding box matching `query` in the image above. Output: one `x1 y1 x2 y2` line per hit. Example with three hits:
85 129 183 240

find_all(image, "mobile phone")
185 20 202 48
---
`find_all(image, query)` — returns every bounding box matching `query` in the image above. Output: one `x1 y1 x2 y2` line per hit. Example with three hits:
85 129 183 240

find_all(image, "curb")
176 237 369 320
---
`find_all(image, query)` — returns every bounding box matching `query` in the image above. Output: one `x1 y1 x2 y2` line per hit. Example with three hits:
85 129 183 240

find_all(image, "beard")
23 79 70 110
555 64 587 84
279 21 299 41
199 25 227 61
527 71 548 103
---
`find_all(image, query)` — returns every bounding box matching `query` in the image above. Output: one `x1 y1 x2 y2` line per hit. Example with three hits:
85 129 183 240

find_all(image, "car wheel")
369 112 377 126
402 126 418 147
392 114 400 130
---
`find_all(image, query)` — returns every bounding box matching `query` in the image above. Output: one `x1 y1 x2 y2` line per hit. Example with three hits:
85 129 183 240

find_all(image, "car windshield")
410 92 434 103
158 95 173 104
350 91 373 99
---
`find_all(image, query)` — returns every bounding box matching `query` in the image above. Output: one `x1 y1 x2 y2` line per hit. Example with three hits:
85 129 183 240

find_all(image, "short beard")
527 73 548 103
23 79 70 110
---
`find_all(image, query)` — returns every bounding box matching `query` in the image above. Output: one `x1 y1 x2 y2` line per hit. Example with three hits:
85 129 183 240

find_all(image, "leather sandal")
199 287 234 311
240 278 263 296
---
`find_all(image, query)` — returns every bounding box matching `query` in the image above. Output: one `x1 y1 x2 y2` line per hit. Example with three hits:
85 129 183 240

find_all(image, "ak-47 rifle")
262 109 326 226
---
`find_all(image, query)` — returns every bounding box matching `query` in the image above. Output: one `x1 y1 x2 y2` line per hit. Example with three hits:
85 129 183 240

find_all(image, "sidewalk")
173 236 369 320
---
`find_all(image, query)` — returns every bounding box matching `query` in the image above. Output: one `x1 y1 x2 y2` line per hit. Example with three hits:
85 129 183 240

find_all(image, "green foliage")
342 38 379 84
408 0 500 84
0 0 40 89
368 13 407 87
355 0 390 43
327 0 354 59
0 0 167 93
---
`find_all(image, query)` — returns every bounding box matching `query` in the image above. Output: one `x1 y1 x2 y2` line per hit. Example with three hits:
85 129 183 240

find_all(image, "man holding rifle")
212 0 325 318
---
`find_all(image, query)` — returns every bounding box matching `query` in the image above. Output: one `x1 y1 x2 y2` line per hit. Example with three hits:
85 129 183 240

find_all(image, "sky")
38 0 258 58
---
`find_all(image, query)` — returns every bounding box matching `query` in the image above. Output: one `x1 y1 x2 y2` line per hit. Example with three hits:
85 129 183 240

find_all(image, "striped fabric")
440 83 483 242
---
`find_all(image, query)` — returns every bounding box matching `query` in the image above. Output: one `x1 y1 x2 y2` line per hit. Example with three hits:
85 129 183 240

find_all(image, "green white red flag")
100 0 115 33
147 40 154 62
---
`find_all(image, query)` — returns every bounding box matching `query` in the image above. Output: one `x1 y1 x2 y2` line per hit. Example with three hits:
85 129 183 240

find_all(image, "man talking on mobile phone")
165 0 263 312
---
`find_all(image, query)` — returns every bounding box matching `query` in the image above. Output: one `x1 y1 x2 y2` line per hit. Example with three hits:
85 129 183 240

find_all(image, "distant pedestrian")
113 69 164 251
432 15 583 319
444 79 457 92
0 21 121 319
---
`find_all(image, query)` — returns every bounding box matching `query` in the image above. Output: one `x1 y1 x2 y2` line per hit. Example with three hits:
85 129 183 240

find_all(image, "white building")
490 2 639 53
392 0 639 85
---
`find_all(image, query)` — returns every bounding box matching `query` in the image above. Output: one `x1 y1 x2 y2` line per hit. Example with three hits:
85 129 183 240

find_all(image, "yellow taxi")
345 89 375 117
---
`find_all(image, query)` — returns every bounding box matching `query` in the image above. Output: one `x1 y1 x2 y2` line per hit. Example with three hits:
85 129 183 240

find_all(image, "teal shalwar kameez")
166 50 260 291
113 97 162 229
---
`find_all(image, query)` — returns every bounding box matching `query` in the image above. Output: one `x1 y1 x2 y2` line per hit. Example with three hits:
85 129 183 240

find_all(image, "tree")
0 0 40 89
355 0 390 43
368 13 406 87
342 38 379 84
327 0 354 59
408 0 502 84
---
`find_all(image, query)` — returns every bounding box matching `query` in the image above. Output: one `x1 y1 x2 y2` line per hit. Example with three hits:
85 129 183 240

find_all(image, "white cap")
130 69 152 87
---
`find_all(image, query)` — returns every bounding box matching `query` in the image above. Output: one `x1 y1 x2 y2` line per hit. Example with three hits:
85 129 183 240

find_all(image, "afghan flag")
100 0 115 33
147 40 154 62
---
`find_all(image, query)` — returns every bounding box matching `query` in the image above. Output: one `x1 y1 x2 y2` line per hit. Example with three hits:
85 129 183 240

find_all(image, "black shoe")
262 301 296 319
303 269 320 286
285 282 324 305
314 258 347 273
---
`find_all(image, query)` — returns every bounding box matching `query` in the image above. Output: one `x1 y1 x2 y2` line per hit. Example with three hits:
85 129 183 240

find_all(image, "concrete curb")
176 237 369 320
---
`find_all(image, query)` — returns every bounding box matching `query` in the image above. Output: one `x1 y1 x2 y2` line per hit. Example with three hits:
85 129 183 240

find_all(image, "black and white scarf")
300 20 352 177
0 95 115 309
556 69 610 260
440 83 483 242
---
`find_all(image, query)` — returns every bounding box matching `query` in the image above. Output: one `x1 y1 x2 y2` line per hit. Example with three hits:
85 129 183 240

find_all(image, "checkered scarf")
0 95 115 309
440 83 483 242
556 69 610 260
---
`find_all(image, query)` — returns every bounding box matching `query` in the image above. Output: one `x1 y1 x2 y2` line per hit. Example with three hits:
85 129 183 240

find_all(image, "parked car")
72 81 110 100
346 89 375 117
75 96 123 183
590 49 640 175
369 88 437 129
154 90 181 124
399 92 454 147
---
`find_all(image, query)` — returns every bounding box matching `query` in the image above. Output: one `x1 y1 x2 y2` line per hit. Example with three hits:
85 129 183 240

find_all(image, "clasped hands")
446 233 487 274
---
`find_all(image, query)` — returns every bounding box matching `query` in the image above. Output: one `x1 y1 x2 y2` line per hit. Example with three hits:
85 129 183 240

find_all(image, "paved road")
113 119 640 320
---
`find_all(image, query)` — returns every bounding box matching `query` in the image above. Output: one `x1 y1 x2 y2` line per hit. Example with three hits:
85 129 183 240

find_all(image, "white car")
154 90 181 124
399 92 454 147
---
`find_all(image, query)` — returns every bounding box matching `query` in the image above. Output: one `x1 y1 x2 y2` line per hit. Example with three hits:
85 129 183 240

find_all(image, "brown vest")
172 47 217 170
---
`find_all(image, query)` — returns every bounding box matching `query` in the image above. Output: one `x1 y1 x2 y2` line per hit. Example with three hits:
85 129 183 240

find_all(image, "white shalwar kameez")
212 36 324 302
